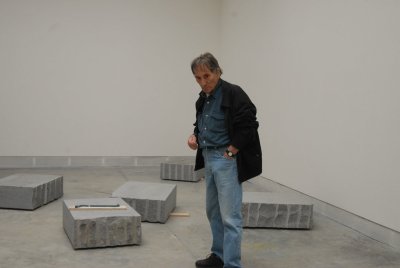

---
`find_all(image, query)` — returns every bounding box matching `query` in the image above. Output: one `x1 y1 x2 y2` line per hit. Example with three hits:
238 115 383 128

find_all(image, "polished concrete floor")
0 166 399 268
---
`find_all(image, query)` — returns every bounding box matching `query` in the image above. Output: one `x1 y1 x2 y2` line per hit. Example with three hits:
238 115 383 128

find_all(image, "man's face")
193 65 221 95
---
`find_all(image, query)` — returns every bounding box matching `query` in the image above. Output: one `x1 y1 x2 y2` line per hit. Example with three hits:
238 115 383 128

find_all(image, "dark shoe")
195 253 224 268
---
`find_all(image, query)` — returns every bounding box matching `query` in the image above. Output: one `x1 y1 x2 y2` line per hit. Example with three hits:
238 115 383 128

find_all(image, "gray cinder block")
160 158 204 182
112 181 177 223
63 198 141 249
0 174 63 210
242 192 313 229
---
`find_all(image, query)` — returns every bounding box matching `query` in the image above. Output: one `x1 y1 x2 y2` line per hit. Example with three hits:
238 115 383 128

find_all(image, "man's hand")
187 134 198 150
227 145 239 155
224 145 239 159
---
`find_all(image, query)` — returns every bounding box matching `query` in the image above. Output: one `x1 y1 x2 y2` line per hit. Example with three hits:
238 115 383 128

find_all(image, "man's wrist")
225 149 235 157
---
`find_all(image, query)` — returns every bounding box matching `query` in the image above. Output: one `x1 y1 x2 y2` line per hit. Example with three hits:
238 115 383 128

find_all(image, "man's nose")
199 79 207 87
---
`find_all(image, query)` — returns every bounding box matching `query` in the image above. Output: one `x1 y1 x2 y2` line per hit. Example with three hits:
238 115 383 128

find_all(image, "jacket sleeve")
229 87 259 150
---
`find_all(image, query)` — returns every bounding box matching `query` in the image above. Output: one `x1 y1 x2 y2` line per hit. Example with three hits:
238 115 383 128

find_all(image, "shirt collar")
199 79 222 99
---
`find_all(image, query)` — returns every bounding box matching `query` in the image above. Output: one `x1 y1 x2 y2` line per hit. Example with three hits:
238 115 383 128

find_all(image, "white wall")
1 0 399 233
220 0 400 232
0 0 221 156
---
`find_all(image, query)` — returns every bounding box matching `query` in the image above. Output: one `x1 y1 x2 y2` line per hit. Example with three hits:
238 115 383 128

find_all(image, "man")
187 53 262 268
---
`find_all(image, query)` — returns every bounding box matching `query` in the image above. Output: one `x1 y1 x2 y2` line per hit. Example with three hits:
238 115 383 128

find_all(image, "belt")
201 145 228 150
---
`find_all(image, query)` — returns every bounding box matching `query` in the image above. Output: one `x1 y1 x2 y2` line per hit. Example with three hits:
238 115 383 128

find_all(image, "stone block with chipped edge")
160 158 204 182
112 181 177 223
63 198 141 249
242 192 313 229
0 174 63 210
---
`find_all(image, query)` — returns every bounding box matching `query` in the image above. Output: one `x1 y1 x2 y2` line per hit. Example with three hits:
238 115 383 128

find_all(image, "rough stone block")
160 158 204 182
0 173 63 210
63 198 141 249
242 192 313 229
112 181 177 223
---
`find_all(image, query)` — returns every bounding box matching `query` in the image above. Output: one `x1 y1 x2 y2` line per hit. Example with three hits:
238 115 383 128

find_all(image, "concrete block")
112 181 177 223
242 192 313 229
0 174 63 210
160 158 204 182
63 198 141 249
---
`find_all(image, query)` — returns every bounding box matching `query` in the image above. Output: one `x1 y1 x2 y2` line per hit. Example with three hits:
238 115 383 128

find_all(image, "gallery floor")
0 166 399 268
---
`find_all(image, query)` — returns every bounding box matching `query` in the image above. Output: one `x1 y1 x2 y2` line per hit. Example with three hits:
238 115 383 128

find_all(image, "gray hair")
191 52 223 75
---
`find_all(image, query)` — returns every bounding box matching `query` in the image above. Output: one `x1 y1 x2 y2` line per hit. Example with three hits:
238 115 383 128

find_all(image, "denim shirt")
197 82 230 148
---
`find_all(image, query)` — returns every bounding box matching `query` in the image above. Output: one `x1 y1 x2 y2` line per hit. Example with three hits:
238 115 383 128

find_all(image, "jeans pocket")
212 147 224 158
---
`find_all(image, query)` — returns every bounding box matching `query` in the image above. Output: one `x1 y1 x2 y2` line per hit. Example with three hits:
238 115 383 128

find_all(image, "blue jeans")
202 148 243 268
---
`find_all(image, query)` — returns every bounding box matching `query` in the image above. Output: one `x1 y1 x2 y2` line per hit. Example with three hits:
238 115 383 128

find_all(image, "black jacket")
193 79 262 183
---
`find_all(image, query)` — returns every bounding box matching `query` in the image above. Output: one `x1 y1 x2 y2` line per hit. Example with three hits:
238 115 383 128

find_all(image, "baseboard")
0 156 195 168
